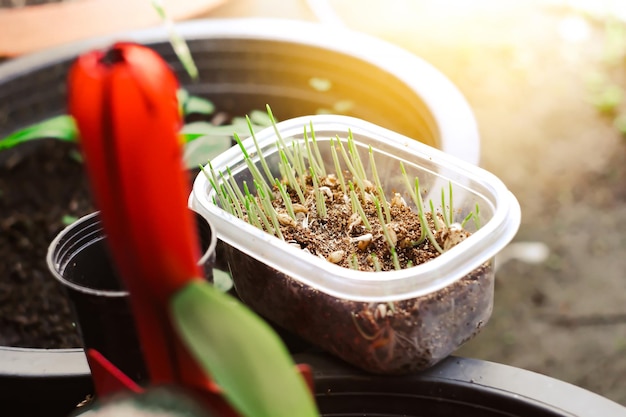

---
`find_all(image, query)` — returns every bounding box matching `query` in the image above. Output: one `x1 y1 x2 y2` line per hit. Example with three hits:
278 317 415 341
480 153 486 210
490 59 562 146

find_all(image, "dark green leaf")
0 115 78 151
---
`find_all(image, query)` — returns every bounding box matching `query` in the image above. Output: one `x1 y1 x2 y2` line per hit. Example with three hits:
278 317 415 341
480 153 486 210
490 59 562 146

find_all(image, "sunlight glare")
558 15 591 42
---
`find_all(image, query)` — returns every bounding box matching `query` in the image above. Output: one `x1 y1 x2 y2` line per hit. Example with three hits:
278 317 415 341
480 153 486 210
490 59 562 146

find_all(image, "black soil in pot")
0 140 90 348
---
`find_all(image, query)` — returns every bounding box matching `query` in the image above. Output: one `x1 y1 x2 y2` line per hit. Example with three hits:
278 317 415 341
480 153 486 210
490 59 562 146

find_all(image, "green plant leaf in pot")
0 115 77 150
171 281 318 417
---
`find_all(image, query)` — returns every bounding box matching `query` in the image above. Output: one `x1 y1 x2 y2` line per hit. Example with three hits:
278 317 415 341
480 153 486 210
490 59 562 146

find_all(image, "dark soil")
278 188 468 271
228 242 493 374
0 140 92 348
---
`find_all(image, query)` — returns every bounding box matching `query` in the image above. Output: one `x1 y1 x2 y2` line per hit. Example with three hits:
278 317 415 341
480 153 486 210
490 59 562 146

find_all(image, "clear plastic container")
190 115 521 374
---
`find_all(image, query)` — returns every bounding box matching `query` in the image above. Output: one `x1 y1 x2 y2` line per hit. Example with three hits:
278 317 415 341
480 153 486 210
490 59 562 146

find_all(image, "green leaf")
151 0 198 80
0 115 77 151
180 122 236 144
171 281 318 417
61 215 79 226
183 95 215 116
180 118 271 145
182 134 232 169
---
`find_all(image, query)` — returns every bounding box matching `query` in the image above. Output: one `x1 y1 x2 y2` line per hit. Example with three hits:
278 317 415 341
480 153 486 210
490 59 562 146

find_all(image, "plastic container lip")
191 115 521 302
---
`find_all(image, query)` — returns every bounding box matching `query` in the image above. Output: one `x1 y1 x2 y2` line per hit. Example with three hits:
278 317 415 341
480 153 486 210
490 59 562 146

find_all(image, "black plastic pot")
46 210 216 386
0 18 480 163
300 352 626 417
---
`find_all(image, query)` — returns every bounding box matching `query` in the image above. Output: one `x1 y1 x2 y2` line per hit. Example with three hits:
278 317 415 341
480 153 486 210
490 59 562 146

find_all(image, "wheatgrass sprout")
219 183 237 216
200 163 230 214
279 149 306 205
441 187 449 228
369 253 382 272
243 195 262 229
448 181 454 227
429 199 442 232
309 121 326 177
255 179 284 240
336 135 367 201
234 132 272 198
473 203 481 230
428 183 460 232
266 104 294 162
378 186 391 225
349 183 372 231
348 182 358 214
242 181 253 200
329 137 347 195
290 141 307 189
246 115 273 184
368 146 391 224
413 178 444 253
226 167 247 206
461 211 474 228
390 247 401 271
303 124 325 179
310 167 327 219
400 162 417 203
398 163 426 246
243 182 272 233
350 253 359 270
219 171 245 220
348 130 367 182
399 162 443 252
372 195 395 251
274 179 296 220
252 197 273 234
439 181 455 228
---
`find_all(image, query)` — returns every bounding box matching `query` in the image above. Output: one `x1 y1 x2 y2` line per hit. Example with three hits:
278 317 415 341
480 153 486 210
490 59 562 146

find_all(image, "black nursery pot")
299 352 626 417
46 210 217 385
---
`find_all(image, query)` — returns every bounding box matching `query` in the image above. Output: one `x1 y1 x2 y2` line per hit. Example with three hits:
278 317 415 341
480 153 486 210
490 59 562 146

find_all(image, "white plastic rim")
0 18 480 165
191 115 519 302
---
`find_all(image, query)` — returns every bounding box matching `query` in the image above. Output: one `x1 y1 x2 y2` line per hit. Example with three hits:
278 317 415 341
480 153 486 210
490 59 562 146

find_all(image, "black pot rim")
297 353 626 416
0 17 480 165
2 347 622 416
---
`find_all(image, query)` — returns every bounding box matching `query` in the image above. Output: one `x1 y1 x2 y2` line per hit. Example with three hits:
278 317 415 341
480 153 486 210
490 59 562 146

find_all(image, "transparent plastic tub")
190 115 521 374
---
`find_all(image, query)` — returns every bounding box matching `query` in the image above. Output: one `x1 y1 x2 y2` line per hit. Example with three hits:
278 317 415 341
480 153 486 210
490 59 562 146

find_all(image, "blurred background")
2 0 625 406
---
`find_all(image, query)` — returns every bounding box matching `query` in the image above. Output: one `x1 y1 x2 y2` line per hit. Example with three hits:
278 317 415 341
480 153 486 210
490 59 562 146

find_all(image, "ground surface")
210 0 626 405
